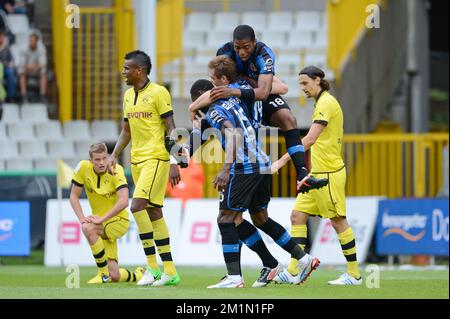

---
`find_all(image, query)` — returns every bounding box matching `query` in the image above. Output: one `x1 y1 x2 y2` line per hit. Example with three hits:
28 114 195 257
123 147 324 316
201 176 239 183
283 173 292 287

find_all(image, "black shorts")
261 94 291 126
220 173 271 213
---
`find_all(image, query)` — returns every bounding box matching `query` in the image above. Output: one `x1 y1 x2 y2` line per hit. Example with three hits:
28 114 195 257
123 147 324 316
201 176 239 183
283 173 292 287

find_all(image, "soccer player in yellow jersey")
272 66 362 285
107 50 183 286
70 142 144 284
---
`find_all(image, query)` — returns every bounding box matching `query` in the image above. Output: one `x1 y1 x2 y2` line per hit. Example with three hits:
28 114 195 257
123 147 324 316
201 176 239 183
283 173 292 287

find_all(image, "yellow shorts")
131 159 170 207
293 167 346 219
101 216 129 261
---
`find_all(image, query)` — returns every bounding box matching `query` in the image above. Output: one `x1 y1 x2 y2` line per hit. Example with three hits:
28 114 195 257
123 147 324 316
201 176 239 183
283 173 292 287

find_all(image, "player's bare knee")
147 207 163 221
217 211 236 223
273 110 297 130
291 210 308 225
330 216 348 232
250 211 268 227
130 199 147 213
81 222 95 235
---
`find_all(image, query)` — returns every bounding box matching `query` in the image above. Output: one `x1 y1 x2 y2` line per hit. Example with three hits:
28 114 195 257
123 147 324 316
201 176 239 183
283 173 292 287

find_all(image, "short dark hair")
208 55 238 84
190 79 214 102
124 50 152 75
233 25 256 41
299 65 330 91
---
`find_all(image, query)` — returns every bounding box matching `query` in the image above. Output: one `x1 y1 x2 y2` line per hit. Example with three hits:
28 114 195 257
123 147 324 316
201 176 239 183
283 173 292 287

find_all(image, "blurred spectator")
19 29 47 103
166 158 205 207
0 28 17 102
0 0 26 14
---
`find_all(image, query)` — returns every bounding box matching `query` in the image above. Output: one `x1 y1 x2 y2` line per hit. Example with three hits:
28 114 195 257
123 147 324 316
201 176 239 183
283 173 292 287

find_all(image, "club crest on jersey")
250 63 257 72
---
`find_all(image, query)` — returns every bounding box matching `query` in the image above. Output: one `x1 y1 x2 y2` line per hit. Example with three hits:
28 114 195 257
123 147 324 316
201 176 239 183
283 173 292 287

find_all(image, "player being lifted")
188 24 328 194
272 66 362 285
70 142 144 284
189 56 320 288
107 50 185 287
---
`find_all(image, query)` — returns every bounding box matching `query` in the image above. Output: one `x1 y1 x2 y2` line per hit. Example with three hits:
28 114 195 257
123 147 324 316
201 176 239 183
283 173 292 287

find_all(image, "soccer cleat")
152 273 181 286
328 273 362 286
87 273 111 284
207 275 244 289
137 267 162 286
252 263 283 288
273 268 301 285
298 254 320 284
297 175 329 194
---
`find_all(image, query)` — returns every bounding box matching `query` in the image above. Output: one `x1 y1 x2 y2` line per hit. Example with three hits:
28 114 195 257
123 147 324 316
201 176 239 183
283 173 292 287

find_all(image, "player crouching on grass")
70 142 144 284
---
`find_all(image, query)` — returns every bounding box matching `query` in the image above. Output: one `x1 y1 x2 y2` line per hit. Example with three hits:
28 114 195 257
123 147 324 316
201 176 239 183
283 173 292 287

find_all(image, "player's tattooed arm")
107 121 131 175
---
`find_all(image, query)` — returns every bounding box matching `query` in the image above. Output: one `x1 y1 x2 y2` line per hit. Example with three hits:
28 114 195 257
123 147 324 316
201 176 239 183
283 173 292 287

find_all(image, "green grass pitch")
0 265 448 299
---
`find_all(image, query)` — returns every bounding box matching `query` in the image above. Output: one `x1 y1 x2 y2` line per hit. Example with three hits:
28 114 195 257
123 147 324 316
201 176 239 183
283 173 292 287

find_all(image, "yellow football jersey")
72 160 129 219
123 81 173 163
310 90 345 173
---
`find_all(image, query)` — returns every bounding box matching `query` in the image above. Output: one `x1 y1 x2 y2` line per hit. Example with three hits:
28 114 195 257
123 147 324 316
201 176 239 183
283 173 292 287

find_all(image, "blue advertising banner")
0 202 30 256
376 199 449 256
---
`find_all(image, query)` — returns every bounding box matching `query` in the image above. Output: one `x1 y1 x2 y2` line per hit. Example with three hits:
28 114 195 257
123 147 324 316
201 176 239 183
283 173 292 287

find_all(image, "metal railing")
200 133 449 199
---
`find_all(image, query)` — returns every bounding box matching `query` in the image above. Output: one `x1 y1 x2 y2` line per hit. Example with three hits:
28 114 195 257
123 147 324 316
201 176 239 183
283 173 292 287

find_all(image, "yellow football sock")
90 237 109 275
133 209 158 270
287 224 307 275
153 217 177 276
119 268 141 282
338 227 360 279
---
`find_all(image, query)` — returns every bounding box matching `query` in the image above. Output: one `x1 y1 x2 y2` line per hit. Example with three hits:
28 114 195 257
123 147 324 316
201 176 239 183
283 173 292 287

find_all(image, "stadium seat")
74 141 92 156
304 53 327 69
35 121 64 141
261 31 286 49
63 120 91 141
241 12 267 31
183 30 206 50
275 62 293 76
283 77 301 99
6 14 30 34
34 158 58 171
278 53 302 66
47 141 76 158
20 104 49 123
313 31 327 48
213 12 240 32
267 12 294 31
0 123 7 140
5 158 33 171
62 157 83 169
286 30 314 49
185 12 213 31
19 141 48 159
0 141 19 159
90 120 119 142
0 103 20 123
294 11 322 31
7 123 35 141
205 30 232 50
